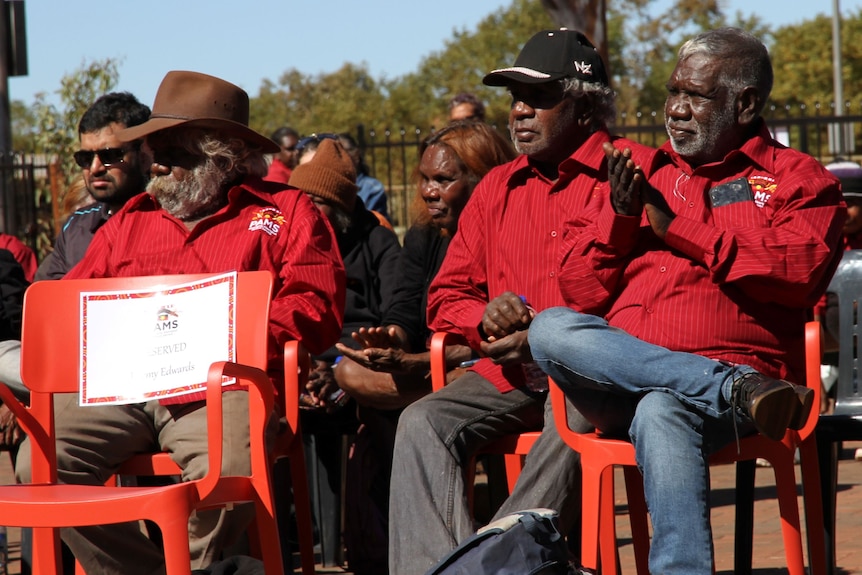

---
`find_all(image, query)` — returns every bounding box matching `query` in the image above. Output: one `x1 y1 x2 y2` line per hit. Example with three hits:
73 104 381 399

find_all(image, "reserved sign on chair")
79 272 237 405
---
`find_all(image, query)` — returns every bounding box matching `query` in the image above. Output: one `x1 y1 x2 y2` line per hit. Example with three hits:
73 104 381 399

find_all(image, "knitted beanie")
289 139 358 212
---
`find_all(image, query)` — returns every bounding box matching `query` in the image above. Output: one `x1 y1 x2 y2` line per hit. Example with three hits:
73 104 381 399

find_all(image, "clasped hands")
603 142 675 239
479 291 535 366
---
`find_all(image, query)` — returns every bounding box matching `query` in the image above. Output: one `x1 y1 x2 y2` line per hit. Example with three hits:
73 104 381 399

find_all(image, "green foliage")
30 58 120 187
11 58 120 258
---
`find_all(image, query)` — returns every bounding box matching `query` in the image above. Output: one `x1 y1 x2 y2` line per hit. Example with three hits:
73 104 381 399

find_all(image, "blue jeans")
529 307 753 575
388 370 591 575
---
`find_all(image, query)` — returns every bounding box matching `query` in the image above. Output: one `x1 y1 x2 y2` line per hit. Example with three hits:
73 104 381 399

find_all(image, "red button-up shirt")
264 159 293 185
65 176 345 403
427 130 654 392
559 121 846 382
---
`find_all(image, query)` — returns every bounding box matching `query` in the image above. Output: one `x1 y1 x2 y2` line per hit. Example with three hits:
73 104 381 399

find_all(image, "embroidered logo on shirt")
748 176 777 208
248 207 285 236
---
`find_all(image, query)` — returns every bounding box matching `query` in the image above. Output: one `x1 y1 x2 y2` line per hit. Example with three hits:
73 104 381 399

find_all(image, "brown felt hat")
118 70 278 153
289 139 358 213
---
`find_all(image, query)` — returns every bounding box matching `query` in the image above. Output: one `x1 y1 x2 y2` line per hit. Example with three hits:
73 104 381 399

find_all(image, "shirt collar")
507 128 612 183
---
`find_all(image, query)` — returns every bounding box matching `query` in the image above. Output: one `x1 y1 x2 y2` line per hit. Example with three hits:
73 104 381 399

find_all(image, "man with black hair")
35 91 151 281
264 126 299 184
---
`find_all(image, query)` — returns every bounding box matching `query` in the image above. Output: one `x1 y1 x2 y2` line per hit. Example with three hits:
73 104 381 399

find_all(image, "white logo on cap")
573 61 593 76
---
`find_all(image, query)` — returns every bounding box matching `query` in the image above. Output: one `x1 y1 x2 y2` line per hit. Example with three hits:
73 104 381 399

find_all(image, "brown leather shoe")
731 372 813 441
789 385 815 430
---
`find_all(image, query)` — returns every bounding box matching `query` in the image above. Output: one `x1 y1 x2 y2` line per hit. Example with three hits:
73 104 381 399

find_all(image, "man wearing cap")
387 29 654 573
529 28 845 574
15 70 345 575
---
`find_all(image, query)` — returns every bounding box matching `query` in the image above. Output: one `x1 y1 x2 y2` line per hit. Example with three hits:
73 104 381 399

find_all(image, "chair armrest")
429 332 470 392
282 340 309 438
200 360 274 500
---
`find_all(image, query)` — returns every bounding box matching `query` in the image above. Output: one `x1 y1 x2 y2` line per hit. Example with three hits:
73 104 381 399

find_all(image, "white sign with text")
79 272 237 405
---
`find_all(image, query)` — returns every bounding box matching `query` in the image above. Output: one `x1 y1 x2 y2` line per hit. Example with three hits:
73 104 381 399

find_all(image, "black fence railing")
357 103 862 232
3 103 862 256
0 153 52 254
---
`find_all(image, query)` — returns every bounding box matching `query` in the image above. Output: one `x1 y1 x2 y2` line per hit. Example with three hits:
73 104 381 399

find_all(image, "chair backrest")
20 271 273 394
825 249 862 417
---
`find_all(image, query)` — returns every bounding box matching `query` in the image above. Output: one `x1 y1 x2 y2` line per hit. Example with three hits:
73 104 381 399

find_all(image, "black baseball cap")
483 28 609 88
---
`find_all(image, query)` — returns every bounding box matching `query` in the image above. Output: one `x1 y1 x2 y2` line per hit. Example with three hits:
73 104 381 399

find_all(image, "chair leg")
598 466 619 575
160 515 193 575
253 497 285 575
816 435 839 575
798 438 827 575
770 453 806 575
289 444 317 575
734 459 756 575
622 466 650 574
580 461 604 572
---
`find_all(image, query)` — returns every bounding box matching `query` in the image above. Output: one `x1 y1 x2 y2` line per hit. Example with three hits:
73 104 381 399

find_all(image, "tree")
18 58 120 257
29 58 120 187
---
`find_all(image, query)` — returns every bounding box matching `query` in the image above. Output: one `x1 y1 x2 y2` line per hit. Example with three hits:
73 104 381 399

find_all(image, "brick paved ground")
2 443 861 574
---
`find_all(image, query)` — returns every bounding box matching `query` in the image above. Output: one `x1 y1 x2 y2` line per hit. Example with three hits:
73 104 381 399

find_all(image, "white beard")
147 158 230 221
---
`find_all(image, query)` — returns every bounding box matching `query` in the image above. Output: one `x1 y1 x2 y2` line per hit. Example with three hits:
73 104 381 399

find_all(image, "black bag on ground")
424 508 574 575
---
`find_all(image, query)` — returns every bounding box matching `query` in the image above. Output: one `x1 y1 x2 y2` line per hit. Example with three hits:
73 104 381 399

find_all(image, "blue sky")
9 0 862 108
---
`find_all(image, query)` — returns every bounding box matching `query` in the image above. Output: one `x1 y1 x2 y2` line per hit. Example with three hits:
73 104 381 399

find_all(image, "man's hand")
642 183 676 239
336 342 410 374
350 326 404 350
478 330 532 366
481 291 533 342
604 142 644 217
0 403 22 448
304 359 343 412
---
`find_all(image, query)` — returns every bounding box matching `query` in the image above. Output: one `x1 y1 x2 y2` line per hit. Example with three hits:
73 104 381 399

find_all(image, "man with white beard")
15 70 346 575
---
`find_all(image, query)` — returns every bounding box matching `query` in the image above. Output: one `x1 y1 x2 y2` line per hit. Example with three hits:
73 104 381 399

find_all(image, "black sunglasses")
73 147 131 169
296 133 339 152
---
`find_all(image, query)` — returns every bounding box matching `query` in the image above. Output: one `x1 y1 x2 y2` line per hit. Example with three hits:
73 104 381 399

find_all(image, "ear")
736 86 761 126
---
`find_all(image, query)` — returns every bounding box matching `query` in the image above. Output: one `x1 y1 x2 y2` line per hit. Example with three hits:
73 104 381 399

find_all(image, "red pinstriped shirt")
427 129 655 393
559 121 846 383
65 177 345 403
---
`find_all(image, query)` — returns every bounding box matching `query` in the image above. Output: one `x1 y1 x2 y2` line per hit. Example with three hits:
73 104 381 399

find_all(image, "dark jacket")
383 223 449 352
317 202 401 362
35 203 111 281
0 249 27 341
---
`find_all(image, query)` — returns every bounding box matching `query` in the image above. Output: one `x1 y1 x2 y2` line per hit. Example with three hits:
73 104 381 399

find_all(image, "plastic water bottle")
0 525 8 575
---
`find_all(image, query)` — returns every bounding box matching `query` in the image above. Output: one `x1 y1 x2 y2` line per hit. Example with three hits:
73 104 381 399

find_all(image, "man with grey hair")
388 28 655 573
15 70 345 575
529 27 845 574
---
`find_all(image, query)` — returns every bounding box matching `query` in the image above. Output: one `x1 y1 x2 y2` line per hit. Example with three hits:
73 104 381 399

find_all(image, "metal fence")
0 153 52 254
357 102 862 232
2 103 861 257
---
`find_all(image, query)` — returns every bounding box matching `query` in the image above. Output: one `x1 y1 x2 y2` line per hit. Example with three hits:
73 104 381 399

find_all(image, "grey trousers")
388 371 591 575
15 390 260 575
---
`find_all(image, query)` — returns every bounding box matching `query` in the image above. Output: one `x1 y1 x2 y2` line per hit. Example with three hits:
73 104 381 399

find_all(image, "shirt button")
646 308 654 314
549 271 556 278
550 230 557 238
689 202 695 208
660 266 667 272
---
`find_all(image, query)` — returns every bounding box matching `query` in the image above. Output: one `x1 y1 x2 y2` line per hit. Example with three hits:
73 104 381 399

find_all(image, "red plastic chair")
549 320 827 575
0 271 288 574
117 340 316 575
429 332 540 508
